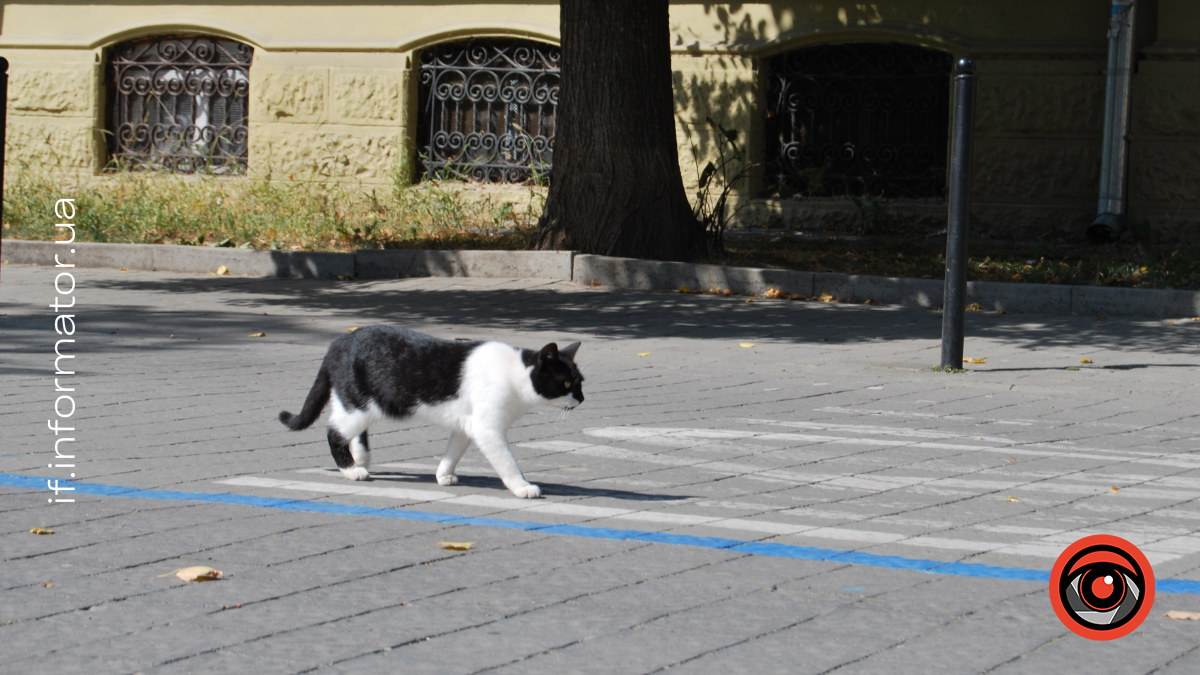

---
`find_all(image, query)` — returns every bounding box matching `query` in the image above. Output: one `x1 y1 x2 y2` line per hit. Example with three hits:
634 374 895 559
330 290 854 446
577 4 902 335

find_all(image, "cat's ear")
559 342 581 361
537 343 559 365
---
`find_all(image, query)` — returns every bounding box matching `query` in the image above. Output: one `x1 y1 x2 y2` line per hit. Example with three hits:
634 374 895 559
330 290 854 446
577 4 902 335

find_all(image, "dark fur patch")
327 326 476 418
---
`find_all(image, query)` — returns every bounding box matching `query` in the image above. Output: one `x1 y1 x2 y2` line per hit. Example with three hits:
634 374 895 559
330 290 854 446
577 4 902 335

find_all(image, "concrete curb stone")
2 239 354 279
4 239 1198 317
572 254 815 297
356 249 574 280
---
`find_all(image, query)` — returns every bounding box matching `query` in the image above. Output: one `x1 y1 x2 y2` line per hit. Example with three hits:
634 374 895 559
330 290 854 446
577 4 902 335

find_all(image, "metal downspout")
1088 0 1139 243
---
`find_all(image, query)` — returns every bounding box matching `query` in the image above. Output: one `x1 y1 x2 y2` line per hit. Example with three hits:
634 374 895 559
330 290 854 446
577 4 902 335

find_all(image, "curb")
577 254 1199 318
4 239 1197 318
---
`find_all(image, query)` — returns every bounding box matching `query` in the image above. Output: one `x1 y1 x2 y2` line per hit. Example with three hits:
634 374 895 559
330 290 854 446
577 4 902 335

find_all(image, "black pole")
940 57 976 370
0 57 7 291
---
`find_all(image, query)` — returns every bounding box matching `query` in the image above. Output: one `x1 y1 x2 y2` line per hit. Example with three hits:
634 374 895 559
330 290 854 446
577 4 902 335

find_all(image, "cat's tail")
279 365 331 431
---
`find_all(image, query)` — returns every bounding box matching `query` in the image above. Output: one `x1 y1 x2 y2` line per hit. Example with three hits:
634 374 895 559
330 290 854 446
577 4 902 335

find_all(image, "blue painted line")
4 473 1197 595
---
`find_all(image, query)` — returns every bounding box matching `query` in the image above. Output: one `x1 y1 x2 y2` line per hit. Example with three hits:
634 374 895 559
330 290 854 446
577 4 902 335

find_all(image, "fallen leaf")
1110 486 1120 493
863 299 879 305
966 302 982 311
1066 366 1081 371
347 327 360 332
637 352 652 357
1080 358 1093 364
818 293 835 302
215 265 230 275
1193 317 1200 322
678 286 691 293
438 542 473 551
763 288 784 299
248 332 266 338
744 298 755 303
29 527 54 535
589 280 601 286
1166 610 1200 621
1003 457 1017 463
1006 496 1020 503
963 357 986 364
1166 321 1175 326
996 309 1007 315
159 566 224 582
739 343 755 348
119 267 129 273
42 582 53 588
169 335 176 339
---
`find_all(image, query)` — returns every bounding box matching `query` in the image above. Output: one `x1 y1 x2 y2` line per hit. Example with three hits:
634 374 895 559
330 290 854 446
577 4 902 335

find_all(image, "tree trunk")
528 0 703 261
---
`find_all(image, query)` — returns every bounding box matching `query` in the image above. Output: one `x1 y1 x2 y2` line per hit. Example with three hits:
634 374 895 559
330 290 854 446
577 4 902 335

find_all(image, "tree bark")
528 0 703 262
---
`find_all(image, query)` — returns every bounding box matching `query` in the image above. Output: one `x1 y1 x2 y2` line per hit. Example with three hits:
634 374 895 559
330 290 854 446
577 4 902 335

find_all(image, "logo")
1049 534 1154 640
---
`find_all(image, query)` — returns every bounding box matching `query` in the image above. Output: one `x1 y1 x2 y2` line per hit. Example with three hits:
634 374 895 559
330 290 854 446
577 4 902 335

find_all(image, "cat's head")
531 342 584 408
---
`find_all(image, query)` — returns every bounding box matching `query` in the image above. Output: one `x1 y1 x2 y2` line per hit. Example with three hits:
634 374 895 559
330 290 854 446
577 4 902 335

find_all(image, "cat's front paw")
339 466 370 481
511 483 542 499
436 473 458 486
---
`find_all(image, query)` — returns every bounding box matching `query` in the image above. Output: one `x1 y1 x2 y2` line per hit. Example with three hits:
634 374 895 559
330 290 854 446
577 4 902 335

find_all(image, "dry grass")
5 164 1197 291
715 235 1200 291
2 165 541 252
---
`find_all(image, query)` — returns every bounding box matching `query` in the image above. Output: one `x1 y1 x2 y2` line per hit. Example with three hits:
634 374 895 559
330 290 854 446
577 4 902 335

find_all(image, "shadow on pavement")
4 274 1198 359
368 471 690 501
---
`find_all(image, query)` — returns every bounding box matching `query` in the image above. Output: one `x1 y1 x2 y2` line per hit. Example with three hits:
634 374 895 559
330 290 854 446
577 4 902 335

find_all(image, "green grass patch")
3 166 542 252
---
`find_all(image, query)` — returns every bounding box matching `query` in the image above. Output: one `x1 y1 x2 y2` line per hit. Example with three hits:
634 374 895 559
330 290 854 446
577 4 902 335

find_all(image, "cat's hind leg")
327 427 369 481
328 392 372 481
435 430 470 486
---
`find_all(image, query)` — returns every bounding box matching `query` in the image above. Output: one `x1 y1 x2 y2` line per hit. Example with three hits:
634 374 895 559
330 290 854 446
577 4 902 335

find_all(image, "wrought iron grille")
766 43 951 199
107 35 251 174
418 39 559 184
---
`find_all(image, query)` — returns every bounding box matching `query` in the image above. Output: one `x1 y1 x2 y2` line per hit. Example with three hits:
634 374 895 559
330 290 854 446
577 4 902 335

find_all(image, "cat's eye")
563 381 572 389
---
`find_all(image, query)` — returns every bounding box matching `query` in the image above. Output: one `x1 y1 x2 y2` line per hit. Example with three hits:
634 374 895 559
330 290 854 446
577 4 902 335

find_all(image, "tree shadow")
3 274 1197 374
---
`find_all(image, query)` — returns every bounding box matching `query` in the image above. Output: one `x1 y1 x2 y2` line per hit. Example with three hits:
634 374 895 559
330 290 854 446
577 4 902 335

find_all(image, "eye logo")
1049 534 1154 640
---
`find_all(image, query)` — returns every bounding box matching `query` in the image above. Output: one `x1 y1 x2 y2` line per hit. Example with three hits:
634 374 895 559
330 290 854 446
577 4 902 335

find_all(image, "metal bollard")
940 57 976 370
0 57 7 287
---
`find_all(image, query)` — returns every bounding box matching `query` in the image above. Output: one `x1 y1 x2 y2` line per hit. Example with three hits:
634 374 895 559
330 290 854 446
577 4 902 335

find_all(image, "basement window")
766 43 952 200
417 39 559 184
107 35 252 174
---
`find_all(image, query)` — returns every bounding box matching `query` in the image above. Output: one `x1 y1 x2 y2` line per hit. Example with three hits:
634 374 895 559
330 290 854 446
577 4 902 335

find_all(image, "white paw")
436 473 458 486
512 483 542 499
339 466 370 481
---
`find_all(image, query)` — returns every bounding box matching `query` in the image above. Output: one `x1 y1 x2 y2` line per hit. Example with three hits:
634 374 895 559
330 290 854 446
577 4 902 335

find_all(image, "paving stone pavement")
2 263 1200 674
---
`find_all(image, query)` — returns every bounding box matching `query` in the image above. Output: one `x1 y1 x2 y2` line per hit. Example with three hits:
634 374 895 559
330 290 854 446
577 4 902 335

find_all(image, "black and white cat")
279 326 584 498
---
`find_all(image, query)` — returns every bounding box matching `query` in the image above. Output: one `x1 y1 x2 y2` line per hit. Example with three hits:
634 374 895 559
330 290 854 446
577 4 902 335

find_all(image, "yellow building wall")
1 1 1197 240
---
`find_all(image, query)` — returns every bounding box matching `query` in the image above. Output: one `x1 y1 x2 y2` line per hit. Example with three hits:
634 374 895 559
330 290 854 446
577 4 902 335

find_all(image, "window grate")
766 43 951 200
417 39 559 184
107 35 251 174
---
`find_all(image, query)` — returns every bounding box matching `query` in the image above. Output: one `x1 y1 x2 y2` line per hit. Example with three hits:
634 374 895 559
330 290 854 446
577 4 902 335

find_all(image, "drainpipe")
1087 0 1139 243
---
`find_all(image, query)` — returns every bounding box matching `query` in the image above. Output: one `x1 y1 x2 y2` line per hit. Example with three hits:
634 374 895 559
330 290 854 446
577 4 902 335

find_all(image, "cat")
279 325 583 499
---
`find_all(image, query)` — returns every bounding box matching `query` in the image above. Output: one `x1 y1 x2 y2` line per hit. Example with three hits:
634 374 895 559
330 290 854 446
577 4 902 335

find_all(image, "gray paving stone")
2 263 1199 673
